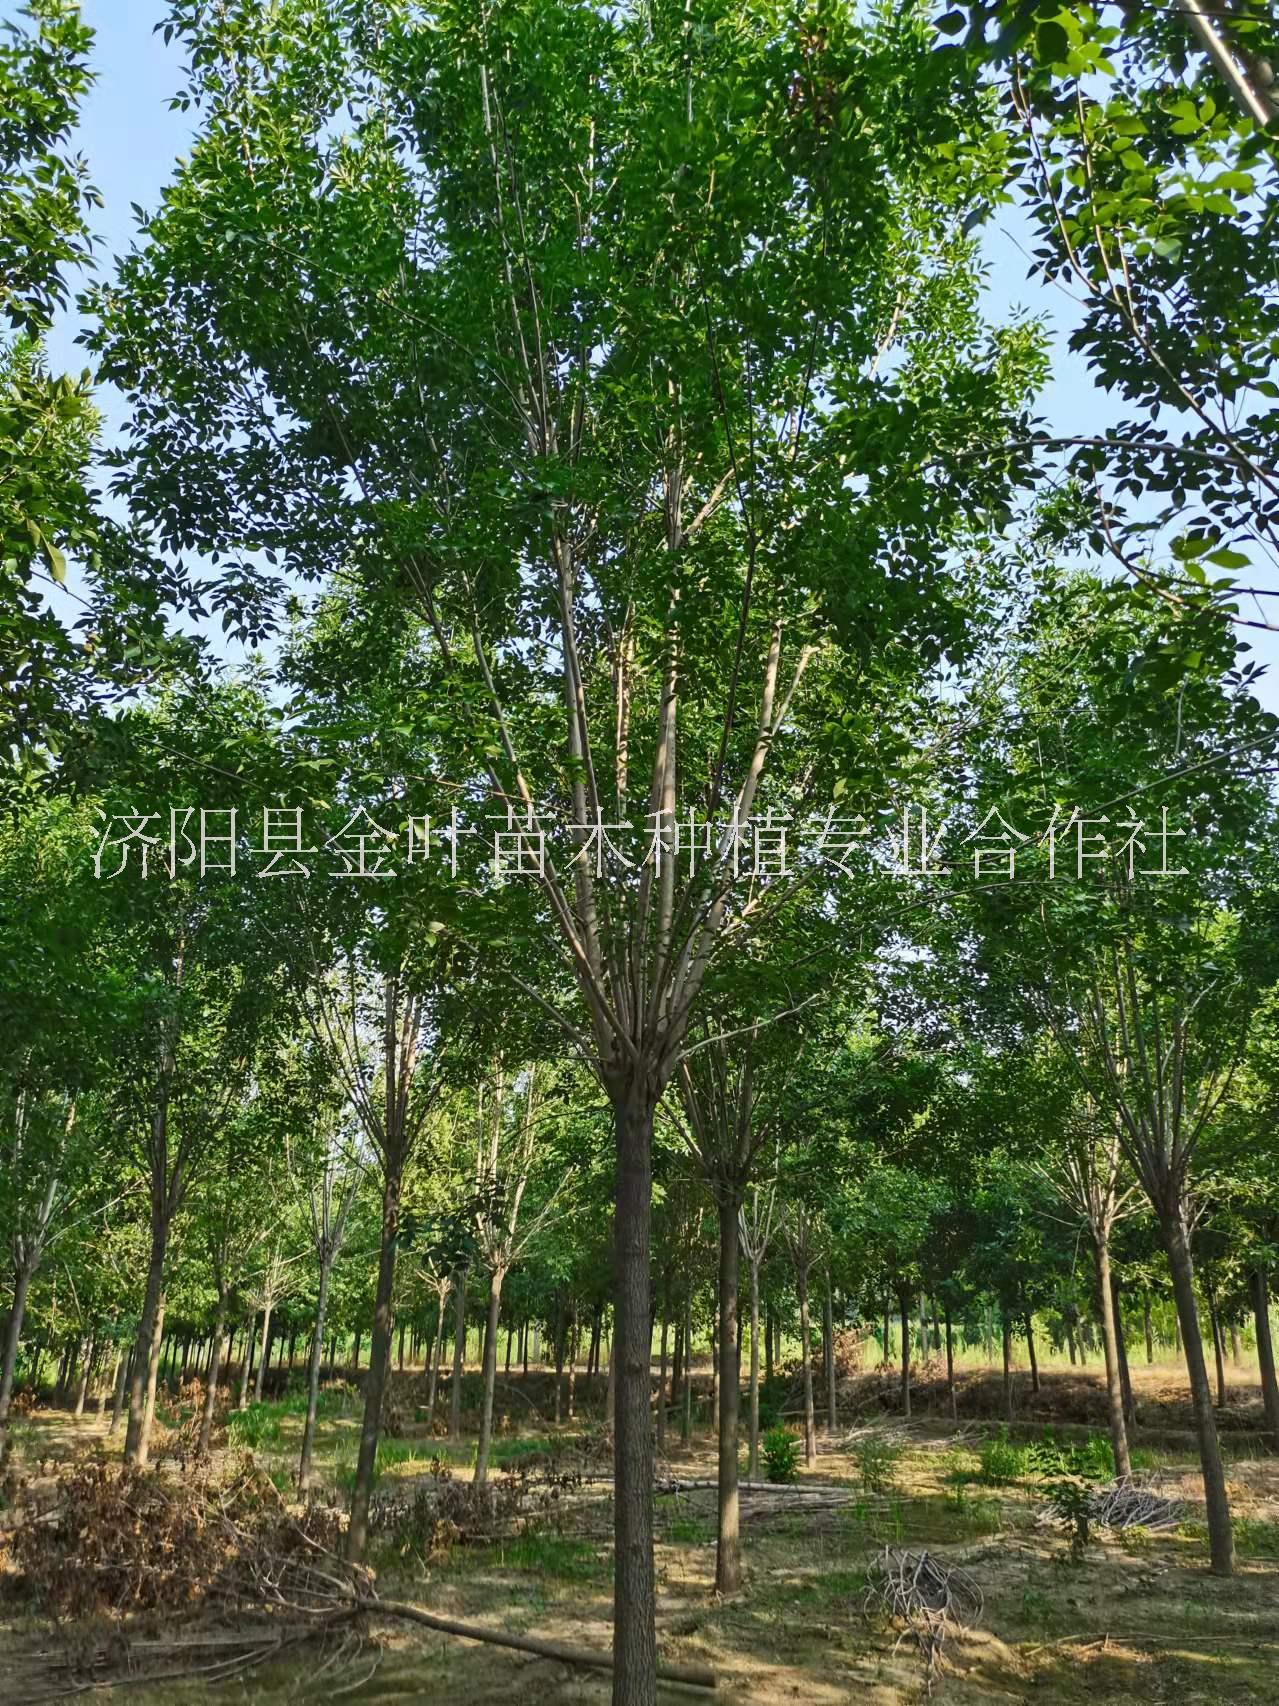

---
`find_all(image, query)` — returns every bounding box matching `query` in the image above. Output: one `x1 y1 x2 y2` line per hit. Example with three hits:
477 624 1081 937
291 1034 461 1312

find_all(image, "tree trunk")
1144 1293 1155 1363
238 1312 258 1411
610 1091 657 1705
137 1294 166 1461
473 1267 505 1487
0 1261 35 1451
1229 1322 1241 1367
449 1271 467 1440
655 1308 667 1454
427 1286 447 1424
109 1344 131 1435
124 1211 168 1466
1024 1313 1040 1394
1112 1276 1136 1429
555 1298 567 1426
944 1300 957 1422
823 1269 837 1433
748 1256 762 1481
764 1308 773 1385
715 1196 741 1594
73 1334 94 1419
253 1298 275 1404
299 1251 334 1491
99 1346 118 1417
198 1292 228 1455
798 1268 816 1464
681 1293 693 1442
1094 1240 1132 1480
1253 1266 1279 1449
346 1161 403 1562
1206 1280 1228 1410
55 1336 74 1406
568 1300 578 1421
709 1318 718 1436
899 1294 911 1421
397 1321 406 1372
1164 1212 1234 1575
1002 1314 1014 1423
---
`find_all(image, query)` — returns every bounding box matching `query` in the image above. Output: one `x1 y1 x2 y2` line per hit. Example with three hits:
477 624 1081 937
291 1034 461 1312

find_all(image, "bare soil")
2 1361 1277 1705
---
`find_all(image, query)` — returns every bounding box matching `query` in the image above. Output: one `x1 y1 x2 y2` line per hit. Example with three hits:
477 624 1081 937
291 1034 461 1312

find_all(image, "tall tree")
96 5 1044 1690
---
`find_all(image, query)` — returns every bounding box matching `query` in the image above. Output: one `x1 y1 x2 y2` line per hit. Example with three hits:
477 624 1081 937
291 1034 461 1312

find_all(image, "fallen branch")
370 1595 717 1690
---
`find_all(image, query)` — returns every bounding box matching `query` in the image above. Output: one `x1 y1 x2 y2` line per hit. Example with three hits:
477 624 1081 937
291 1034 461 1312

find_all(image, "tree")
956 568 1278 1574
944 0 1279 641
0 795 107 1449
96 4 1046 1690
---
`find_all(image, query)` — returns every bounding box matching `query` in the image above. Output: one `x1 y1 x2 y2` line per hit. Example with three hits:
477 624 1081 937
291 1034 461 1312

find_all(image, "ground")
2 1359 1278 1704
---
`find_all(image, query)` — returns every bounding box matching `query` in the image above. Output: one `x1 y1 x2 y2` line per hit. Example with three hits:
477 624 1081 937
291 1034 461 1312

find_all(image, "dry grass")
2 1370 1279 1704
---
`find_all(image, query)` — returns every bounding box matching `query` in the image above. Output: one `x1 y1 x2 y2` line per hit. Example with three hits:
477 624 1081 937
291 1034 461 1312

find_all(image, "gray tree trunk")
1165 1212 1234 1575
346 1162 403 1561
198 1293 228 1455
299 1252 334 1491
473 1268 505 1487
798 1269 816 1463
449 1271 467 1440
124 1212 168 1465
610 1090 657 1706
715 1197 742 1593
1094 1239 1132 1479
0 1261 35 1453
747 1257 762 1480
823 1270 837 1433
1253 1266 1279 1448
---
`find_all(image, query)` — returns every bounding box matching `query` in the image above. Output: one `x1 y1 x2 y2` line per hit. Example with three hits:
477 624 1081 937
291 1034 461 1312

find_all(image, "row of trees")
4 2 1279 1702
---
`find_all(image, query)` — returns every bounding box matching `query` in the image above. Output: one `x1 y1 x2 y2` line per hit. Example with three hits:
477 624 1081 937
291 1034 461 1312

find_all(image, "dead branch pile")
1 1456 718 1699
368 1453 582 1556
4 1455 353 1622
863 1546 982 1693
1035 1475 1186 1534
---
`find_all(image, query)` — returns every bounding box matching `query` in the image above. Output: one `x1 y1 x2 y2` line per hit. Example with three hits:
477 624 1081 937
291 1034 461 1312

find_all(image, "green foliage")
762 1425 802 1485
227 1403 283 1450
853 1431 903 1495
1043 1477 1095 1562
979 1426 1026 1485
1025 1428 1114 1482
0 0 98 334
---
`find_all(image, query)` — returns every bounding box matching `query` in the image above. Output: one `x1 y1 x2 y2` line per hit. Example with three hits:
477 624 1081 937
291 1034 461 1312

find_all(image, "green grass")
941 1483 1004 1535
334 1435 435 1493
494 1534 604 1580
852 1432 903 1495
790 1566 871 1607
665 1514 714 1544
227 1387 357 1452
979 1427 1027 1484
228 1402 284 1449
1234 1518 1279 1559
488 1434 557 1467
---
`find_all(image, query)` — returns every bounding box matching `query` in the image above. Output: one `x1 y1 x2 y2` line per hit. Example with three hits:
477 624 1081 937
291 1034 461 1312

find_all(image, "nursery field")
6 3 1279 1706
4 1361 1279 1705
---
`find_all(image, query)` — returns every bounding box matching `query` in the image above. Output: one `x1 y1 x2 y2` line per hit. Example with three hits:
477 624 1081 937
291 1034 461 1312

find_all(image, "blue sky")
42 3 1279 708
